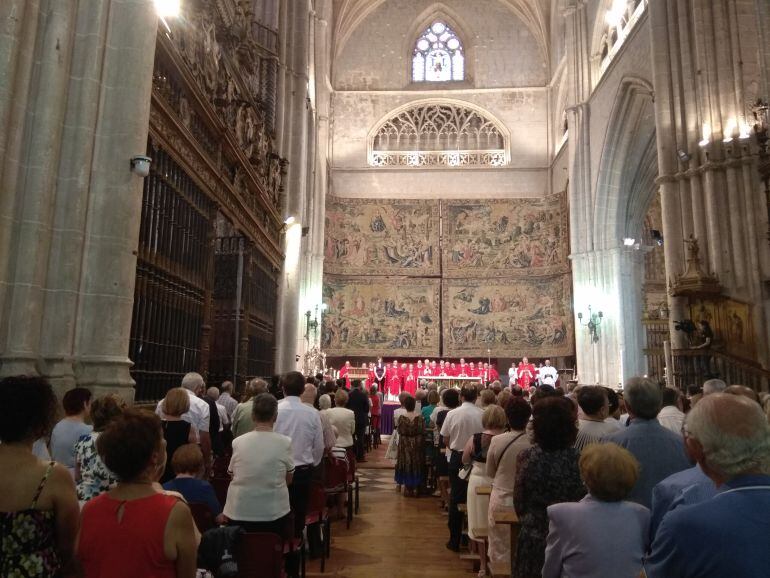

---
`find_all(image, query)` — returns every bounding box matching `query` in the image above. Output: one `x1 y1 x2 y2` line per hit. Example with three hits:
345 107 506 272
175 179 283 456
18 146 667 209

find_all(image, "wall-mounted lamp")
577 306 603 344
304 304 328 344
698 123 711 147
677 149 691 162
130 155 152 177
623 237 636 247
723 118 738 142
284 216 296 226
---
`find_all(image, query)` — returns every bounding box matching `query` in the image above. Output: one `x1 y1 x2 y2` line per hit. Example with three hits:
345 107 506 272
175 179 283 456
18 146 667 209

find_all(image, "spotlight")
677 149 691 162
623 238 636 247
284 216 296 226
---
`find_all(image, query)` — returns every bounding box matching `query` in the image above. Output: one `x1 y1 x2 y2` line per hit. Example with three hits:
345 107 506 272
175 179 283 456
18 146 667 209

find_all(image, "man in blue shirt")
603 378 691 508
649 464 716 538
646 393 770 577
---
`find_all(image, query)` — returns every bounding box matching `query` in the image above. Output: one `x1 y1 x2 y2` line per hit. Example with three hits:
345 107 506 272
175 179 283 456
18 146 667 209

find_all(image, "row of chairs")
191 451 361 577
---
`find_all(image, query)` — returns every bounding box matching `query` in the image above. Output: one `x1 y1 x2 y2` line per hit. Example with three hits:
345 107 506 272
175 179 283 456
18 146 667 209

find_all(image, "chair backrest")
322 456 348 492
236 532 284 578
188 502 216 533
346 454 357 481
305 482 327 525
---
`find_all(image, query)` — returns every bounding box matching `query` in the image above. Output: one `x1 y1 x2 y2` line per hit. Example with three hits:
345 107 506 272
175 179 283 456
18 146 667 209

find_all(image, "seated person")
163 443 224 524
543 443 649 578
50 387 92 470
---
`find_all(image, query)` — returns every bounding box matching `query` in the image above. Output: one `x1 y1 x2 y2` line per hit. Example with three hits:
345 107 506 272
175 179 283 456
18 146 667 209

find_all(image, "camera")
673 319 696 334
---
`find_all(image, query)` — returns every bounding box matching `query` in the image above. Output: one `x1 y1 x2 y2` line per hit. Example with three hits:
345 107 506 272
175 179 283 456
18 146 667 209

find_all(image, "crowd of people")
1 369 769 577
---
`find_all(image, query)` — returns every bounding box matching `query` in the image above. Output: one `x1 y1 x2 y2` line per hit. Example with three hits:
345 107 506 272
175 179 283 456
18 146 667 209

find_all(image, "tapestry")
441 192 569 278
322 276 441 357
442 276 574 357
324 197 440 276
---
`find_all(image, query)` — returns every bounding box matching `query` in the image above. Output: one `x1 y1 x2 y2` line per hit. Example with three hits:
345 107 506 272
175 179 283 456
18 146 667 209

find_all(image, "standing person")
573 386 620 452
217 381 239 420
514 397 586 578
75 395 125 502
464 405 507 543
657 387 686 435
325 390 356 455
158 388 198 484
347 379 370 462
508 361 518 387
339 361 352 388
202 387 223 457
274 371 324 559
0 376 80 577
155 372 211 474
50 387 93 470
77 409 198 578
224 394 294 537
542 444 650 578
387 360 402 401
403 363 417 395
538 360 558 388
374 358 387 394
369 385 382 438
603 378 690 508
231 378 268 439
441 385 484 552
646 394 770 577
517 358 536 390
487 398 532 576
394 395 425 497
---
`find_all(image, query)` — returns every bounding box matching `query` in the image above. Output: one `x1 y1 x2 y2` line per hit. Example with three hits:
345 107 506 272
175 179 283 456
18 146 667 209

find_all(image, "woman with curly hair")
0 376 80 577
513 397 586 578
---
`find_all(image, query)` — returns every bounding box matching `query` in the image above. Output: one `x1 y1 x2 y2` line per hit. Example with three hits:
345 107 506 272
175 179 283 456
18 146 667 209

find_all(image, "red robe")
518 362 536 389
457 364 469 377
403 371 417 395
469 366 480 378
387 368 402 397
489 367 500 382
339 365 351 388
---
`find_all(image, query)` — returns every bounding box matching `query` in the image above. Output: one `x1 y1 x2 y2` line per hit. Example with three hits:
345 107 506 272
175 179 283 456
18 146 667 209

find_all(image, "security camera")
130 155 152 177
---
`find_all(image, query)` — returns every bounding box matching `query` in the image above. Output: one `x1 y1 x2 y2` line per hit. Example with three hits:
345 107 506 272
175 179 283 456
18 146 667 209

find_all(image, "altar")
380 402 400 435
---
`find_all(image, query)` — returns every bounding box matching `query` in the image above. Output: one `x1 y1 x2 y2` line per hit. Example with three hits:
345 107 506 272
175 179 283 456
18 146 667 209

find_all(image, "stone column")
71 0 159 401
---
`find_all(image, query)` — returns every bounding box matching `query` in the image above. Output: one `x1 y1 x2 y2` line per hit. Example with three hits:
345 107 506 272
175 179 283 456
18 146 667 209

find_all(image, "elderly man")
603 378 690 508
441 384 484 551
574 386 620 451
702 378 727 396
646 394 770 577
231 378 268 438
657 387 685 435
156 372 211 470
218 381 238 419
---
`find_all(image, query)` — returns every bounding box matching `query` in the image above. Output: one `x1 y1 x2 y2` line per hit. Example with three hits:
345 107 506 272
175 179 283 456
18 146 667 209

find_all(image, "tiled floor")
306 439 473 578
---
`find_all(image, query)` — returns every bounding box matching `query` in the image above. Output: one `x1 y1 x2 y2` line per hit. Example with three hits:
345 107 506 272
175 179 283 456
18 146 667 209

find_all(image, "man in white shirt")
156 372 211 470
275 371 325 546
657 387 685 435
218 381 239 419
538 359 559 388
440 385 484 551
507 362 517 387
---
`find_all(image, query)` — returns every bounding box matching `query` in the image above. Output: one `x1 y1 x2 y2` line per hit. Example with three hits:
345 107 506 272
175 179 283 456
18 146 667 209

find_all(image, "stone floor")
306 439 472 578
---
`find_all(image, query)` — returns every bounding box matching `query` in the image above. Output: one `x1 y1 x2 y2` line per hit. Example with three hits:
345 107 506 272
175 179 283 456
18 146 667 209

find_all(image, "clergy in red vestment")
387 360 402 399
430 360 438 375
488 364 499 382
517 357 536 389
468 362 479 378
448 362 457 376
438 360 447 376
416 360 424 378
339 361 351 388
368 362 375 385
457 358 468 377
404 363 417 395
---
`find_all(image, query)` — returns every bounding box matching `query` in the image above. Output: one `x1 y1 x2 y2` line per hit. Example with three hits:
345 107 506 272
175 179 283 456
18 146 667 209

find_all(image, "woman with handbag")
485 398 532 576
462 405 507 544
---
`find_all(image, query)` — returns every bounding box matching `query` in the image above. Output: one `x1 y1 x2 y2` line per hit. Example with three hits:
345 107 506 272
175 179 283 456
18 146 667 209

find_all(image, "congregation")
1 370 770 577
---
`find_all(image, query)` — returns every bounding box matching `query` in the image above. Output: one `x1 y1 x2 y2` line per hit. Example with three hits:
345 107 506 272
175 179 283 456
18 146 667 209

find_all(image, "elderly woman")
224 394 294 535
0 376 80 577
325 389 356 456
163 443 224 523
231 378 268 439
543 443 649 578
77 409 198 577
159 387 199 483
75 395 125 502
513 397 586 578
486 397 532 575
464 405 507 543
394 395 425 497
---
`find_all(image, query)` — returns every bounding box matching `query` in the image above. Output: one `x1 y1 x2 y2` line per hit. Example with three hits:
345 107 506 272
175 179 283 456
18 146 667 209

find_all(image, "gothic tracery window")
412 21 464 83
369 102 507 167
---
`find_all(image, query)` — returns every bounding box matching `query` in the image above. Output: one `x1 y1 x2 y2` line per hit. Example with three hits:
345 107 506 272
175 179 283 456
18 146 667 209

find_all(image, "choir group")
335 357 561 399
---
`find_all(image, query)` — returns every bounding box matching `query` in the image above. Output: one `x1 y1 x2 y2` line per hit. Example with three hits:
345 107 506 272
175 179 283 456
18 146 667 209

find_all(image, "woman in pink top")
76 409 198 578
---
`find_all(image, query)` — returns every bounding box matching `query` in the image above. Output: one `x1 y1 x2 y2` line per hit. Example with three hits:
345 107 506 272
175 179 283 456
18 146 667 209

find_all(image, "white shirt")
324 407 355 448
657 405 685 435
218 392 239 418
440 402 483 452
216 402 229 431
224 431 294 522
508 367 518 379
539 365 559 386
275 396 324 467
156 389 210 433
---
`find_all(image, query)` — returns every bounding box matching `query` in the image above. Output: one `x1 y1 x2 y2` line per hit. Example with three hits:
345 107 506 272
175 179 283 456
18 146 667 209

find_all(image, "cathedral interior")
1 0 770 400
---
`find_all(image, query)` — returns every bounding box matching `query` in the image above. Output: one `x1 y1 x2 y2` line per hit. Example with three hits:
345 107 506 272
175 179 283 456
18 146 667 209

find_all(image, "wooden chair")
188 502 216 533
346 455 360 516
236 532 285 578
305 481 330 573
323 455 353 529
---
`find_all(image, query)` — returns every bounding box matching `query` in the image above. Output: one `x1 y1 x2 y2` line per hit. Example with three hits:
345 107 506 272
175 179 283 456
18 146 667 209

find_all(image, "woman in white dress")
463 405 507 542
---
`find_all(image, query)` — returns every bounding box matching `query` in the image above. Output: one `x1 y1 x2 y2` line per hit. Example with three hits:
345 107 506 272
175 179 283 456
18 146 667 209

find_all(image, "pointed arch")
594 76 657 250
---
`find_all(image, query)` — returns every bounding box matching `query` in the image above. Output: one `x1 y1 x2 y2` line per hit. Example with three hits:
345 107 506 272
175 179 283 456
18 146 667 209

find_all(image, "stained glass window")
412 21 464 83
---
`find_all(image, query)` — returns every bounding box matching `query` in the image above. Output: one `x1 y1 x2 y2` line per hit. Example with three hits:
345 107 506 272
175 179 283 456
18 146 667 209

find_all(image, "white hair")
181 372 205 392
686 393 770 479
206 386 220 400
703 378 727 395
319 394 331 410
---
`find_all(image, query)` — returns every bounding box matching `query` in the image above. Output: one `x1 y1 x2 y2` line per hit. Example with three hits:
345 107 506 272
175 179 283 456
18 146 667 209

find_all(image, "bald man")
646 394 770 577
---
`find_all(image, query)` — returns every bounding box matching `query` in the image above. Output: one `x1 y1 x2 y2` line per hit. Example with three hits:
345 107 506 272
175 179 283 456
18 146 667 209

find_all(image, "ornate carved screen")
369 102 508 168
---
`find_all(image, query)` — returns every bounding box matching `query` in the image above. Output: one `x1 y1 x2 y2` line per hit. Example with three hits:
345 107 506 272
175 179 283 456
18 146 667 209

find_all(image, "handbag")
457 462 473 481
